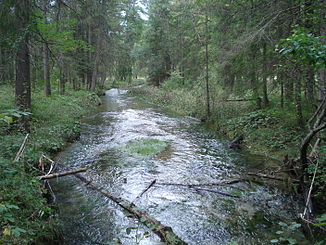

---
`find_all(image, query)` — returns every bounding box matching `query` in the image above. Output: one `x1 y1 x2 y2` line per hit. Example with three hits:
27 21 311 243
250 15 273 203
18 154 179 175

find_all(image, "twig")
157 179 246 187
300 216 326 232
248 172 299 182
302 161 319 218
14 134 29 162
41 154 56 176
192 187 240 198
135 179 157 200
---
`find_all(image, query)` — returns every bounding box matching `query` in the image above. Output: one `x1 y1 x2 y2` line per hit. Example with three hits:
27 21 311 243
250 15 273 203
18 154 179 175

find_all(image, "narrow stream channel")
52 89 309 245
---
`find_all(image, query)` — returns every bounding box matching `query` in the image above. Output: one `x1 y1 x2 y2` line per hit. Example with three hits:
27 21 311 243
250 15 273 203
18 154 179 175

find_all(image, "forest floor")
0 84 101 244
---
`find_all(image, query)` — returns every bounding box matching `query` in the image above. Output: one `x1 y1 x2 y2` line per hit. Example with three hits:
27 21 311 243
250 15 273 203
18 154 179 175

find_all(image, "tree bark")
90 43 100 91
250 44 261 109
43 0 51 96
305 68 314 104
294 67 304 127
205 6 210 118
318 0 326 106
60 69 66 95
262 42 269 107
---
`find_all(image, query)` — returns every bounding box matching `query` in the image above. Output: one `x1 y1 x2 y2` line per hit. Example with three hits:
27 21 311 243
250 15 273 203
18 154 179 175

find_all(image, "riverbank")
128 84 325 199
127 83 326 240
0 84 101 244
128 84 307 162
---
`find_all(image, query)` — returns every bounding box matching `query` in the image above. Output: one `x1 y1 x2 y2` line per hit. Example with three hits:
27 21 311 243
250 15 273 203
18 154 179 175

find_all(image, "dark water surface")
52 89 308 245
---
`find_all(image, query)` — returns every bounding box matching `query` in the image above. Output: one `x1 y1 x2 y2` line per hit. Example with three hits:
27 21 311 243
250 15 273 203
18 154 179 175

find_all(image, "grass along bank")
0 84 101 244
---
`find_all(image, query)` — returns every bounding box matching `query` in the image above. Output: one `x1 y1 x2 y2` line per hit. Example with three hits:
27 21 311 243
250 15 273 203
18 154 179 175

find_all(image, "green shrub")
0 85 100 244
0 159 58 244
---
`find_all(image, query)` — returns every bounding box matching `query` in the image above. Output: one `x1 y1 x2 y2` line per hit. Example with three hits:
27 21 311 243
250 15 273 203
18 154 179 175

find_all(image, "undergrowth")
0 85 100 244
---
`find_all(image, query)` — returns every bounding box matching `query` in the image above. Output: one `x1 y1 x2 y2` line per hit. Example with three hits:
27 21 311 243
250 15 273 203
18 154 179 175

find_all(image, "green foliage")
36 13 88 54
0 85 100 244
0 109 30 125
225 110 278 134
161 71 185 90
278 28 326 68
0 159 57 244
315 214 326 226
270 222 301 245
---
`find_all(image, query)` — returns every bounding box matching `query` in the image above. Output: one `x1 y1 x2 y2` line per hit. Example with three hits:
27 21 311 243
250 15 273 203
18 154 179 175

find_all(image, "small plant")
314 214 326 227
0 109 31 125
270 222 301 244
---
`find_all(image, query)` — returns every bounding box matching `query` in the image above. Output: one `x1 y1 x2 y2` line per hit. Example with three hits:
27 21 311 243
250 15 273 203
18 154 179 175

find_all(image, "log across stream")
51 89 310 245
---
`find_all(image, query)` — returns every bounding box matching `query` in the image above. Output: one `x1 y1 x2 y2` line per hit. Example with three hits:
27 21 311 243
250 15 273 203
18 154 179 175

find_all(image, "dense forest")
0 0 325 244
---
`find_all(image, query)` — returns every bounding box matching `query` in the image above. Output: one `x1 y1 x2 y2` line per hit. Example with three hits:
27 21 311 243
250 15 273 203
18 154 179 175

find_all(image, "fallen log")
75 174 186 245
248 172 299 182
38 168 87 180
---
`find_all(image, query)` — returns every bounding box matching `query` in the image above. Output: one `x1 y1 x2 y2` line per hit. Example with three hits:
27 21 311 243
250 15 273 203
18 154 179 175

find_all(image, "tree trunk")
284 65 294 103
280 75 284 109
250 45 261 109
262 42 269 107
43 43 51 96
318 1 326 106
15 0 31 132
205 6 210 118
43 0 51 96
0 48 4 83
305 68 314 104
60 62 66 95
295 67 304 127
90 43 100 91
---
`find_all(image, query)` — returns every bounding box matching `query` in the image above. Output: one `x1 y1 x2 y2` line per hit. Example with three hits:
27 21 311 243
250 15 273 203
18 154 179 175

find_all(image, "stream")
52 88 309 245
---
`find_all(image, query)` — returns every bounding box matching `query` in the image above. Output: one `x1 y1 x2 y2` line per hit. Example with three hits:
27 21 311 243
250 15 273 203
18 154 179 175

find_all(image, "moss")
123 138 170 157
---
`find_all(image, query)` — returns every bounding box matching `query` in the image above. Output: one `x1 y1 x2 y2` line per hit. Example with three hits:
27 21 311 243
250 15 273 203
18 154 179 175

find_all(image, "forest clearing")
0 0 325 244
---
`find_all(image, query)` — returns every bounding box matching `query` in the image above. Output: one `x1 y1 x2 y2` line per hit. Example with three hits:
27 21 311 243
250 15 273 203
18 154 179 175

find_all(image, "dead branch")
75 175 186 245
248 172 299 182
157 179 246 187
135 179 157 200
14 134 29 162
192 187 240 198
38 168 87 180
221 98 257 102
300 216 326 232
39 154 56 176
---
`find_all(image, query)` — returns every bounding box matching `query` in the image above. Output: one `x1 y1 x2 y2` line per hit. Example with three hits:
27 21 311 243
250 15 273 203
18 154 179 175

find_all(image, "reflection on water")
52 89 308 245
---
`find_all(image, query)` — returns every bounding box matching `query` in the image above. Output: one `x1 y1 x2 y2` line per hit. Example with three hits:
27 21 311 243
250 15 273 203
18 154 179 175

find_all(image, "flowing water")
52 89 309 245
